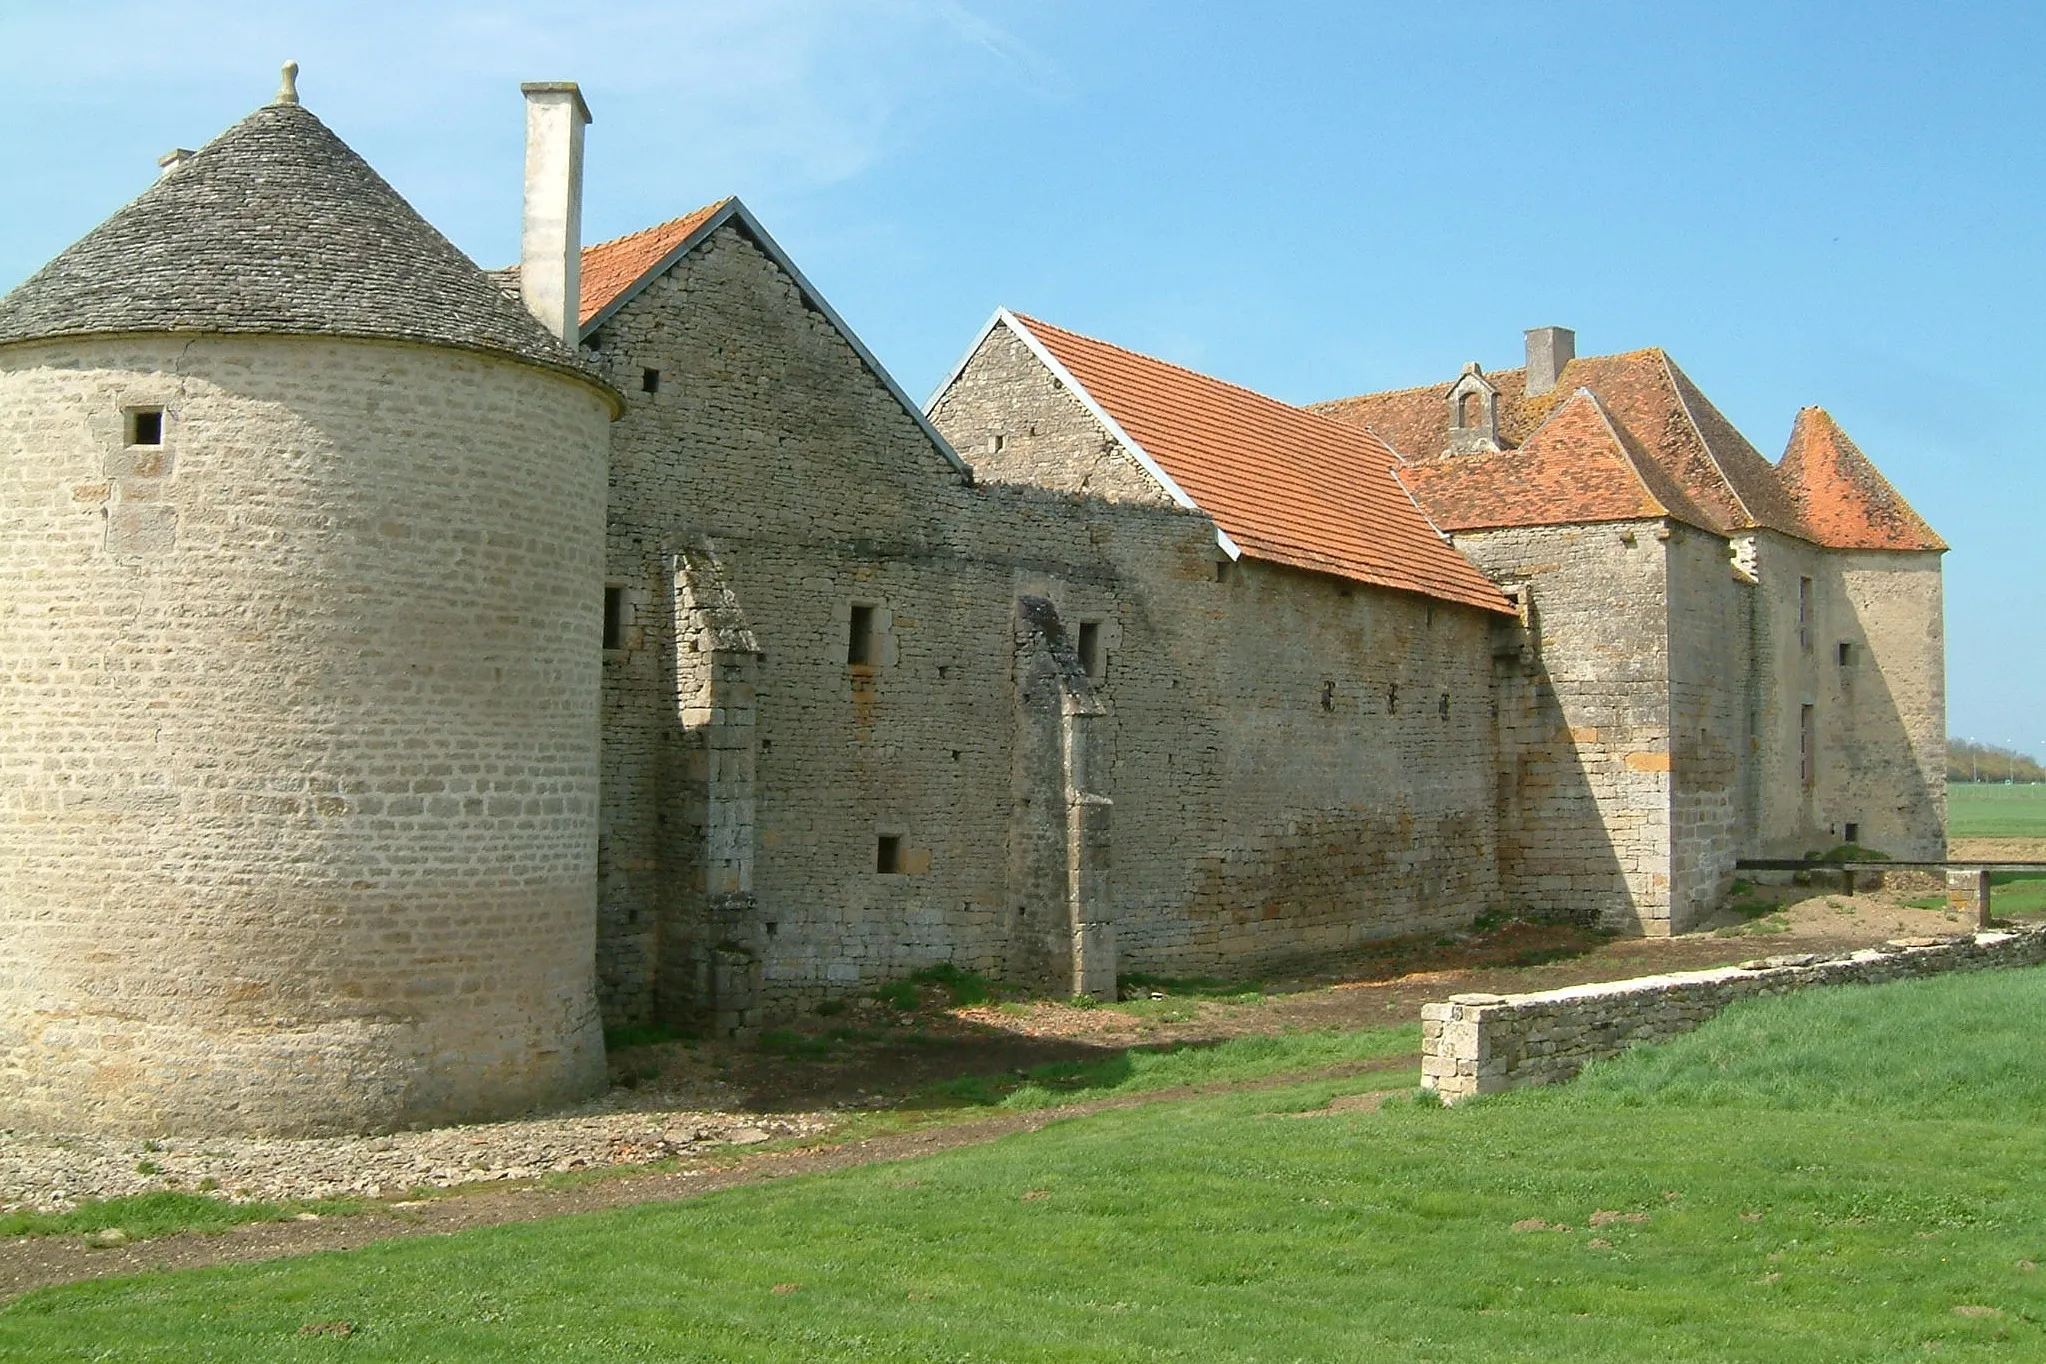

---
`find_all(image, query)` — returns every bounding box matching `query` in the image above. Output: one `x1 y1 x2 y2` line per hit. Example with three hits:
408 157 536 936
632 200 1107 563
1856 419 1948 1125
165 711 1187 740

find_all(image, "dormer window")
1445 363 1500 454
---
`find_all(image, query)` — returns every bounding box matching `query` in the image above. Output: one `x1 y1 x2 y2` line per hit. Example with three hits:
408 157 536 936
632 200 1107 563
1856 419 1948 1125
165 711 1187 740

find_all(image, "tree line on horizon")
1949 737 2044 784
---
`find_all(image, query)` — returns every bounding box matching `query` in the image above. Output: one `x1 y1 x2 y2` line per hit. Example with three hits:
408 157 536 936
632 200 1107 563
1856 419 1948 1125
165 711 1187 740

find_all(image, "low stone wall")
1421 927 2046 1102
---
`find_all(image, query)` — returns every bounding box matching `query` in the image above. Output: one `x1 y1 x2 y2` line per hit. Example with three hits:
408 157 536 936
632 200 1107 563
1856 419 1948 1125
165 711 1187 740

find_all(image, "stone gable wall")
934 336 1504 973
0 334 611 1135
592 243 1510 1030
928 322 1179 506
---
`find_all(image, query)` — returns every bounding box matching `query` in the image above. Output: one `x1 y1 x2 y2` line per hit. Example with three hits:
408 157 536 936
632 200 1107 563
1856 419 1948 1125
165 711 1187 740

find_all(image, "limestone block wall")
0 334 611 1135
1832 551 1945 859
1107 557 1501 971
933 324 1502 973
592 227 1508 1028
1450 521 1674 932
1746 535 1945 861
1422 927 2046 1101
928 322 1176 507
1664 523 1751 929
590 222 1208 1026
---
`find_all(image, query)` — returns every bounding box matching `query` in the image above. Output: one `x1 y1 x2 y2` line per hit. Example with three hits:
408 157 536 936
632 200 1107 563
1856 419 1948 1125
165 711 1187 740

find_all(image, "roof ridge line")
586 198 973 482
1562 387 1674 521
582 199 733 254
1655 349 1763 532
1011 312 1349 426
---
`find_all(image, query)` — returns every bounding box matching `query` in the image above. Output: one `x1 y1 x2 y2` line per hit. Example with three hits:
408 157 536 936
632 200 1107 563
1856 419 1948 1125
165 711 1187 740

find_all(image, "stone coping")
1421 927 2046 1103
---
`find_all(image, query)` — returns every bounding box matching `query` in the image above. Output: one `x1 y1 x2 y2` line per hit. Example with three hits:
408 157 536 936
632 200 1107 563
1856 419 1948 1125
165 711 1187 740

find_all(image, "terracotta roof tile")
1398 388 1716 532
1313 350 1807 539
1778 407 1945 552
577 200 728 325
1008 314 1510 613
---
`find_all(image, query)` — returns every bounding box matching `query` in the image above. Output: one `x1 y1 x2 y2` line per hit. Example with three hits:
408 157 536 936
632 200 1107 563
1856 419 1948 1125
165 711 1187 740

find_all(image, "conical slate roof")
0 99 598 386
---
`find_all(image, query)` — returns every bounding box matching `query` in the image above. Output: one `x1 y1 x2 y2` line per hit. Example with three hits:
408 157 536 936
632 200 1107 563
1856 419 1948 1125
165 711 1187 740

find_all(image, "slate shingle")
0 101 600 390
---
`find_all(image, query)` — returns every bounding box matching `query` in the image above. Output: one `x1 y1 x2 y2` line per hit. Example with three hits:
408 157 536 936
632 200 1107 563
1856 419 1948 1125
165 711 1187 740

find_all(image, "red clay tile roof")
1778 406 1945 552
1314 350 1807 540
577 200 728 325
1398 388 1716 533
1007 314 1511 613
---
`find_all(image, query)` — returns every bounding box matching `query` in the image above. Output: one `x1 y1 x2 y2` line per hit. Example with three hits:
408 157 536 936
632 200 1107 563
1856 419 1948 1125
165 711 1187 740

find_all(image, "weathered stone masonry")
1422 928 2046 1102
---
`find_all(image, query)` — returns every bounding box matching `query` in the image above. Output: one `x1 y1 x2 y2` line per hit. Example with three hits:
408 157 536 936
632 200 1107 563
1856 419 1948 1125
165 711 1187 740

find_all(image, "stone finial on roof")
276 60 300 106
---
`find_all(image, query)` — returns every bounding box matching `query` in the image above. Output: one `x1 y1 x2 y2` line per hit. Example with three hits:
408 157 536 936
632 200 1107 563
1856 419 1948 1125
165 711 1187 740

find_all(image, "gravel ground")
0 1099 837 1212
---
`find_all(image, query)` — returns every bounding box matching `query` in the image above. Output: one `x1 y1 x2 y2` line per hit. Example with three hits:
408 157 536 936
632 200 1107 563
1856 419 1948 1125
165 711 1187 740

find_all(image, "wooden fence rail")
1734 858 2046 928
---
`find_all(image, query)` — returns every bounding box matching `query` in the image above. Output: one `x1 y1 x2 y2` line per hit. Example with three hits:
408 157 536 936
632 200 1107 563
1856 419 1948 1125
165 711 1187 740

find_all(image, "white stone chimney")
1524 326 1576 397
519 82 592 345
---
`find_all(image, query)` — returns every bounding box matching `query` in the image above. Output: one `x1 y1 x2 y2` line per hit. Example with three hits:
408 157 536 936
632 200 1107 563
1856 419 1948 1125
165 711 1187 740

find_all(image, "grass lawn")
1950 783 2046 917
1949 782 2046 839
8 972 2046 1360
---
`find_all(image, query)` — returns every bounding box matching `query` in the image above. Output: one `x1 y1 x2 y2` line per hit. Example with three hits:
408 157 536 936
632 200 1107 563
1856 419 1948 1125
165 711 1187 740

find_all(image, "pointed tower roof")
1778 407 1945 552
1396 388 1715 533
0 93 598 389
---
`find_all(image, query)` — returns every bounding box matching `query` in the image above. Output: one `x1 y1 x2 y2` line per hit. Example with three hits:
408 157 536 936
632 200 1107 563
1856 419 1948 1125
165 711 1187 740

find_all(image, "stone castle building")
0 73 1945 1134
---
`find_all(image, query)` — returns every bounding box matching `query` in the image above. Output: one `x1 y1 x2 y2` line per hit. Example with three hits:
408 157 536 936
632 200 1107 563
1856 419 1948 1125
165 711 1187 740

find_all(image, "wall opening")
127 408 164 446
641 368 661 394
1798 576 1814 652
990 433 1006 453
1800 703 1815 789
847 604 877 666
1837 640 1854 666
875 834 901 874
1077 620 1102 679
603 585 625 650
1843 821 1860 844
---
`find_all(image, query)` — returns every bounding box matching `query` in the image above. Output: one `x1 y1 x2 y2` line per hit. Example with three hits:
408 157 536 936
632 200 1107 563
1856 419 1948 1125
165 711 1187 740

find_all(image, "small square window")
1843 821 1860 844
848 604 876 666
876 835 901 874
641 368 660 394
128 408 163 446
603 586 625 650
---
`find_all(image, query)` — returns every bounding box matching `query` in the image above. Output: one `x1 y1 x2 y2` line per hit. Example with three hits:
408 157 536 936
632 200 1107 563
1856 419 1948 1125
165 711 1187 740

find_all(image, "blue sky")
2 1 2037 754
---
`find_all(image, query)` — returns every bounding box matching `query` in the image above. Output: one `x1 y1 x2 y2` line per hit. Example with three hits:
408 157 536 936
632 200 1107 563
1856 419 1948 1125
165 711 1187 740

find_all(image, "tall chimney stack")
519 82 592 345
1524 326 1576 397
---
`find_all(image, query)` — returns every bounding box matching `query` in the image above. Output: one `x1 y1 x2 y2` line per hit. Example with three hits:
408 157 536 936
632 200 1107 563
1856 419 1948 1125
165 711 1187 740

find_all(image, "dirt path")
0 1056 1414 1301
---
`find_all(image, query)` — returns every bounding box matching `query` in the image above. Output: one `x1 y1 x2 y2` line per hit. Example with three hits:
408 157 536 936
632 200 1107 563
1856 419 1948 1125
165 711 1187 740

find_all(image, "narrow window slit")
603 586 625 650
848 604 876 666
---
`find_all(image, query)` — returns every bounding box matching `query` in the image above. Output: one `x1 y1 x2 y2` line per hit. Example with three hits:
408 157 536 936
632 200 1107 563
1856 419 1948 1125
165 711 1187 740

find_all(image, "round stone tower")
0 87 619 1134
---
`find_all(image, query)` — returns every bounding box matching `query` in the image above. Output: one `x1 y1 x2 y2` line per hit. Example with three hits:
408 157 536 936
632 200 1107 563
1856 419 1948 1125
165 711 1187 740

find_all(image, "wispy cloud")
0 0 1053 274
